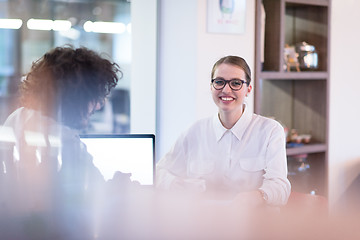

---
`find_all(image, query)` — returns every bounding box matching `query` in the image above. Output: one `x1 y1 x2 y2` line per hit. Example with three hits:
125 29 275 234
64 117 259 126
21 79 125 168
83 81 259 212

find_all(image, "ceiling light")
0 19 23 29
83 21 126 34
27 19 53 30
27 18 72 31
53 20 72 31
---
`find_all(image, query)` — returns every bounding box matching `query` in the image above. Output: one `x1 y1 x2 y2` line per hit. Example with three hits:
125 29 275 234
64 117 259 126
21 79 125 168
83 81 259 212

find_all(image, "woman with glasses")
156 56 291 207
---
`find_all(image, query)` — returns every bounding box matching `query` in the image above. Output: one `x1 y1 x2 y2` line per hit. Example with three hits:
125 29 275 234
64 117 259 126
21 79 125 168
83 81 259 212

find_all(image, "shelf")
259 71 328 80
285 0 329 7
286 143 327 156
255 0 330 197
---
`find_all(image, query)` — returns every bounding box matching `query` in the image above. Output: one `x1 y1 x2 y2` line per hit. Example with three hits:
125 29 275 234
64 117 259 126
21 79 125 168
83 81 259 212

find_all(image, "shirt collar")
212 103 253 142
213 114 227 142
231 103 253 140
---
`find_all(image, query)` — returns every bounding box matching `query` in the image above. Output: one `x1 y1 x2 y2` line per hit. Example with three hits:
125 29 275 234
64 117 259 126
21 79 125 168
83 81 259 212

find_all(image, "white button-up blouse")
156 104 291 205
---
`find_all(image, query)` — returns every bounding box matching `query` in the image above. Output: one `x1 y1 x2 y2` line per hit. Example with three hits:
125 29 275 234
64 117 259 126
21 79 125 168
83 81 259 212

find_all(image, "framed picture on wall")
207 0 246 34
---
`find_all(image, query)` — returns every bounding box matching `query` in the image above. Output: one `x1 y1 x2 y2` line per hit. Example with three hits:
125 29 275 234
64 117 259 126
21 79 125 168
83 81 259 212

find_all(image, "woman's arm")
156 133 206 192
260 122 291 205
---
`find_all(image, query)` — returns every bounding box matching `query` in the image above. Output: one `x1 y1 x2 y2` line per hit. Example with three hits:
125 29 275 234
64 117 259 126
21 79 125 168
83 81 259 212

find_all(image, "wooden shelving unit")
254 0 331 196
286 143 327 156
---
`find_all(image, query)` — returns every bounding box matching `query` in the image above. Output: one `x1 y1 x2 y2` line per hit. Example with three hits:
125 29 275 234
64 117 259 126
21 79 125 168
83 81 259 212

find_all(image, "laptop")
80 134 155 186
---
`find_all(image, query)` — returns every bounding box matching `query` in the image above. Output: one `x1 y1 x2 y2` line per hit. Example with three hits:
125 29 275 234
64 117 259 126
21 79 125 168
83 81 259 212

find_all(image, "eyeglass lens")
212 79 244 90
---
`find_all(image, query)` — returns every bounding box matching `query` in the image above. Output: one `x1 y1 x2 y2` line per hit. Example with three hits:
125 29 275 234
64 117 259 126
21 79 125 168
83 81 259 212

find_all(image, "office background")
158 0 360 208
0 0 359 207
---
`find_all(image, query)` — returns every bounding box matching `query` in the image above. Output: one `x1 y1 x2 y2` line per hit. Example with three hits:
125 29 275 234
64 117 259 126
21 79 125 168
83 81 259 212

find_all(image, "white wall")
157 0 198 159
131 0 157 134
157 0 255 160
328 0 360 206
195 0 255 120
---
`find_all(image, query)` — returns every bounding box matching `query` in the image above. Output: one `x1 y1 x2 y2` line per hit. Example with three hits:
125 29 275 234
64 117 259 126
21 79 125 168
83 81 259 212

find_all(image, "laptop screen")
80 134 155 186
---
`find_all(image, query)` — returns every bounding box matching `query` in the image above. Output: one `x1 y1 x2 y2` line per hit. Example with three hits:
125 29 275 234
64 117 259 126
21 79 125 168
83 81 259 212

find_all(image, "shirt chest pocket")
224 157 266 191
239 157 266 172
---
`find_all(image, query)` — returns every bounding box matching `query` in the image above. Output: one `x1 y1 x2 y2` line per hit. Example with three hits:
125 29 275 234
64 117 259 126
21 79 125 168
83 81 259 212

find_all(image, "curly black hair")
20 45 122 129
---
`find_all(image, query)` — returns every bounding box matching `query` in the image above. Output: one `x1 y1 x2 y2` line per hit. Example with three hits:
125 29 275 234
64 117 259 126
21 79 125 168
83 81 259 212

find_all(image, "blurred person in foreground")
0 45 130 239
156 56 291 207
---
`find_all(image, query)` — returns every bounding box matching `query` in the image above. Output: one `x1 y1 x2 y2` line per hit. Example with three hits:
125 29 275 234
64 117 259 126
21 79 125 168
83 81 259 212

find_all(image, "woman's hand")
231 190 266 208
171 177 206 193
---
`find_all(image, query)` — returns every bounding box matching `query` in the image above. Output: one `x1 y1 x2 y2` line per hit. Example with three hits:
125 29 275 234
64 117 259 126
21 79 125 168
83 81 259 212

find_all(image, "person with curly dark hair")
0 46 123 239
20 46 120 129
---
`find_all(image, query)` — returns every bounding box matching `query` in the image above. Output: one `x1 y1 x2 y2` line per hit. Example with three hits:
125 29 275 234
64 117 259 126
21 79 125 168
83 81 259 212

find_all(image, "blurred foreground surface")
1 184 360 240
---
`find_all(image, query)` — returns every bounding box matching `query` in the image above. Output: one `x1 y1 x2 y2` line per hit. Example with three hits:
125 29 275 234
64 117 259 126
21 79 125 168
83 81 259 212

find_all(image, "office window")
0 0 138 134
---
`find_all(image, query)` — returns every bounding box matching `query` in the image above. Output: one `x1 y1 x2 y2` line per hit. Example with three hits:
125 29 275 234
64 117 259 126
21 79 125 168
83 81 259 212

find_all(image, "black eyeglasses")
211 78 248 91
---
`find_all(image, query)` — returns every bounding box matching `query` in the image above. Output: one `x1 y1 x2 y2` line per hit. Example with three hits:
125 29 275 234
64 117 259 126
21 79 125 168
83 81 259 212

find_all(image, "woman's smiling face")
211 63 252 115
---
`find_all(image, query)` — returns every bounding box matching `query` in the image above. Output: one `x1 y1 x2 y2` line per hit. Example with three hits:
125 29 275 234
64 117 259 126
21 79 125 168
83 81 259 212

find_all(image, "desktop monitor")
80 134 155 186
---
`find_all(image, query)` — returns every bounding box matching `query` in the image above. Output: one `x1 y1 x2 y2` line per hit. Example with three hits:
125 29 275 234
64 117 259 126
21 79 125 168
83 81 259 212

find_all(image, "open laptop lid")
80 134 155 186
